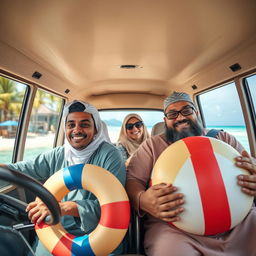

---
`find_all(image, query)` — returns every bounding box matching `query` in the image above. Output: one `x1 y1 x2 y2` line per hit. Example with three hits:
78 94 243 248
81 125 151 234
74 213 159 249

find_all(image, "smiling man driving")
1 100 126 255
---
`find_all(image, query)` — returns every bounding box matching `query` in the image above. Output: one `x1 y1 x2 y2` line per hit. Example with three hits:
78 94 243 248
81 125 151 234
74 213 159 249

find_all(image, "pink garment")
144 207 256 256
127 130 255 256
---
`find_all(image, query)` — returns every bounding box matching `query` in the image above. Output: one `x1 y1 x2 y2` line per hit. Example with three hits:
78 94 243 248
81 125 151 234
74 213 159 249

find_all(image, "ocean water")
207 126 249 152
0 126 250 165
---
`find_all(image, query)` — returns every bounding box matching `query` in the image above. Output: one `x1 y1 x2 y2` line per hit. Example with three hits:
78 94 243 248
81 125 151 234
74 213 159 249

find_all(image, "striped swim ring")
35 164 130 256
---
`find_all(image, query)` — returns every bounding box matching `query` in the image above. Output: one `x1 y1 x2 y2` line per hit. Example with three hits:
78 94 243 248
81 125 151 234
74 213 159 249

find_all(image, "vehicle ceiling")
0 0 256 109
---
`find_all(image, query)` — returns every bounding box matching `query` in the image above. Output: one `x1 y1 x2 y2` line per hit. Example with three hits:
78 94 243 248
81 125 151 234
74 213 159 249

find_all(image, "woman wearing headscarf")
116 113 149 165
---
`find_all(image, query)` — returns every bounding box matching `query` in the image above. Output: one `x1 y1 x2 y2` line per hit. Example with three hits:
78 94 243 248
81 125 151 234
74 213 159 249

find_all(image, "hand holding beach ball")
151 136 253 235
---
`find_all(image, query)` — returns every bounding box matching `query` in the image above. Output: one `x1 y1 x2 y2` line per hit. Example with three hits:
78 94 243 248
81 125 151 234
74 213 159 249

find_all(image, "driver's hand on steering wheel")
26 198 50 224
26 199 80 224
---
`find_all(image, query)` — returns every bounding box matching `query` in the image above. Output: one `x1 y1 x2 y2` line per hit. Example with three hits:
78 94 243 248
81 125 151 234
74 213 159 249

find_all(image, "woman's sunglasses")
126 121 144 130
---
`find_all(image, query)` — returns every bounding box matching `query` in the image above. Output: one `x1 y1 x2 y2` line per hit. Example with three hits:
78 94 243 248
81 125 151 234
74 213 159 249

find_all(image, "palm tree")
44 93 63 132
45 93 63 113
32 90 63 132
0 77 25 122
33 90 47 111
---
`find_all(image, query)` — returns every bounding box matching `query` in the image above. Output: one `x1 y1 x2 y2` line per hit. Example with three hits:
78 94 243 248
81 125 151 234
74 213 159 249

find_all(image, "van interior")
0 1 256 255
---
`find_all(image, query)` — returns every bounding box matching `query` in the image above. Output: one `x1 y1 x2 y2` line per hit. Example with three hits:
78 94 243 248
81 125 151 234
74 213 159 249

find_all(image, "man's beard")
165 119 203 143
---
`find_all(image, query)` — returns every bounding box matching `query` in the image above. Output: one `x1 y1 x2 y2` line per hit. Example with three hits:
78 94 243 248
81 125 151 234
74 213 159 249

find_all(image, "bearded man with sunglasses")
126 91 256 256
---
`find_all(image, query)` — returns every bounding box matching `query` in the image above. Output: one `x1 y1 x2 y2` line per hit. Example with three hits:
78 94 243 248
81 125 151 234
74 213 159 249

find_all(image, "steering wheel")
0 167 60 225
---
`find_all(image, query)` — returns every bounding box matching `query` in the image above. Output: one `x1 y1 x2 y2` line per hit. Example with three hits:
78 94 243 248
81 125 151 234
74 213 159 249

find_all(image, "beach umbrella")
0 120 18 126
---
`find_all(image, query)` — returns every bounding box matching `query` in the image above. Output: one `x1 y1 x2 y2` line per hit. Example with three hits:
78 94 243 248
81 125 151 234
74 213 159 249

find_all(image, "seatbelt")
206 129 223 138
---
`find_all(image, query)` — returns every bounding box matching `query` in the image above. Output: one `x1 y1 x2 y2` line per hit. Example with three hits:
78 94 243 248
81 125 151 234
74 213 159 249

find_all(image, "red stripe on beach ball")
183 137 231 235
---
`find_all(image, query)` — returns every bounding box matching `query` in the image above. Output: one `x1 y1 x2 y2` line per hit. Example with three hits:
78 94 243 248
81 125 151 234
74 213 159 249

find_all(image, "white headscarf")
63 100 110 165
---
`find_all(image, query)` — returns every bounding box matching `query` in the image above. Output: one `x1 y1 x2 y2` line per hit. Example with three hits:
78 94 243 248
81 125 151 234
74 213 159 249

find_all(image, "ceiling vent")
191 84 198 90
32 71 42 79
229 63 241 72
119 65 141 69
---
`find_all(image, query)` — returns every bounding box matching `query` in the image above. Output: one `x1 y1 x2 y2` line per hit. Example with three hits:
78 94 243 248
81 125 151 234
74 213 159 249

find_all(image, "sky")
99 110 164 127
199 77 256 126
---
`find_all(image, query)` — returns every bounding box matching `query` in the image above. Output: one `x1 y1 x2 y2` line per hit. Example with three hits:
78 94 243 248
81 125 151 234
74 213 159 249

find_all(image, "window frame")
195 72 256 157
0 71 66 163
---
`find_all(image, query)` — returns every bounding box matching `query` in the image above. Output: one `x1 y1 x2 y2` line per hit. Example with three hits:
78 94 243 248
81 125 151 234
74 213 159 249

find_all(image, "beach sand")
0 134 56 151
0 131 119 151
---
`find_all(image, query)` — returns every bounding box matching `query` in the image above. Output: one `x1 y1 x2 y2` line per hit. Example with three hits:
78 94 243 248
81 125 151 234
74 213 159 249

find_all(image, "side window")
0 76 27 164
198 82 250 152
99 110 163 143
245 74 256 114
23 89 63 161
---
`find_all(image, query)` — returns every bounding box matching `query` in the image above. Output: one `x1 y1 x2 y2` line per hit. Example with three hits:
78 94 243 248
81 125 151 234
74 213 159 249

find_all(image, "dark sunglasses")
126 121 144 130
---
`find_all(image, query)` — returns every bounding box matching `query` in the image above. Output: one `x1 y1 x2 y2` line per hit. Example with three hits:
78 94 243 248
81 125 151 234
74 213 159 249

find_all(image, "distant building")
30 105 59 134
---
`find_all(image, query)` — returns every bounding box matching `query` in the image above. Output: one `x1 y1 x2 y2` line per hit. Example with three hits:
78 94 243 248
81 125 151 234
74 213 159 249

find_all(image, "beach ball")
151 136 253 236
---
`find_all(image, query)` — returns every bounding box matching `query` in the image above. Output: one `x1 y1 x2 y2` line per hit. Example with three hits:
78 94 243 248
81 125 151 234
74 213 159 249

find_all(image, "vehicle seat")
0 226 30 255
125 208 145 255
102 121 112 143
151 122 165 136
